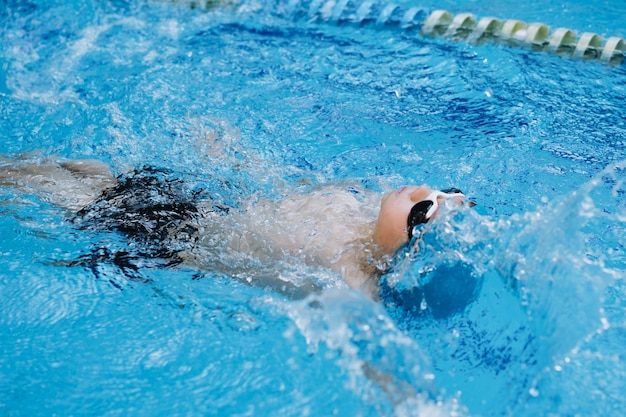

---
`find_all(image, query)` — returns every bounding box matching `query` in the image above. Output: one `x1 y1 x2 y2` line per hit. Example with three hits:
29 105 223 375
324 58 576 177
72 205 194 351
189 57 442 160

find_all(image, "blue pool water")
1 0 625 416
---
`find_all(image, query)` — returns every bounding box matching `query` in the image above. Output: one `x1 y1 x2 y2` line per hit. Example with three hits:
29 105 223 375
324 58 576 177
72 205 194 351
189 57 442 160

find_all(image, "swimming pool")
1 0 625 415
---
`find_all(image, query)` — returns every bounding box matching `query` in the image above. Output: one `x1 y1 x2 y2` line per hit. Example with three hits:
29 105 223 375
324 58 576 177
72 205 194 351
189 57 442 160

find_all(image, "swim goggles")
406 188 465 240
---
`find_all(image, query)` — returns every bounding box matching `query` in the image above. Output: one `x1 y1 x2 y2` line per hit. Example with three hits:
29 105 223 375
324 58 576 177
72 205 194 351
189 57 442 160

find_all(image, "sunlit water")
1 0 625 416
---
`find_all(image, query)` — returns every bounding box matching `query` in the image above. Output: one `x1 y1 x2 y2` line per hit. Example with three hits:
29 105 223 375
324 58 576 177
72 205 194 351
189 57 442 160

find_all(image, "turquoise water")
1 0 625 416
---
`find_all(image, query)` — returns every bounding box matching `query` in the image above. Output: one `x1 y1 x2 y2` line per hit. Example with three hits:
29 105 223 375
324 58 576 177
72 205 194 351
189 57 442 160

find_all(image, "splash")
376 161 626 415
284 289 466 416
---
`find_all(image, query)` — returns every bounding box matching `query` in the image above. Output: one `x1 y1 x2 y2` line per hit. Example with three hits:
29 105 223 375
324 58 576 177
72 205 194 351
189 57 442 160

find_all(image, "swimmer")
0 155 468 298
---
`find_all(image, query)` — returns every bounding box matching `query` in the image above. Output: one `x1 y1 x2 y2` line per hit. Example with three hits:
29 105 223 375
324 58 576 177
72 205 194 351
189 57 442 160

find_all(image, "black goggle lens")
406 188 465 241
407 200 434 240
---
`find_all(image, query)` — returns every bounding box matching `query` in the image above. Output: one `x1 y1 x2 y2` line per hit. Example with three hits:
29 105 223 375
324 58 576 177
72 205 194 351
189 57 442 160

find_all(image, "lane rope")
271 0 625 66
169 0 626 66
419 9 624 66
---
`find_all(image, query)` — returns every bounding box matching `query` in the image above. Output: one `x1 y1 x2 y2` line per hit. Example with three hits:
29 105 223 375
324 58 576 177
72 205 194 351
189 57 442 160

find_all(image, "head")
373 185 465 254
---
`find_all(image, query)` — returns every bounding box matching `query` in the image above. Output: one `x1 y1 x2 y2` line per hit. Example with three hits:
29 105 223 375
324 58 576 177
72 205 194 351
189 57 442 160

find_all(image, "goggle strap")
423 191 464 219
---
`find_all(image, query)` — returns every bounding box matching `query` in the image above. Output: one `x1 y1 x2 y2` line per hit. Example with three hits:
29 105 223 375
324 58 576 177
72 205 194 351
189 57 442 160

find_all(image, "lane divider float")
276 0 625 66
420 9 625 66
186 0 626 66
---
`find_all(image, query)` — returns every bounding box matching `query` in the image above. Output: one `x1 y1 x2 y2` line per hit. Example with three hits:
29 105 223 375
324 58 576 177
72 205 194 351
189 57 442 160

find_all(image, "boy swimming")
0 155 468 298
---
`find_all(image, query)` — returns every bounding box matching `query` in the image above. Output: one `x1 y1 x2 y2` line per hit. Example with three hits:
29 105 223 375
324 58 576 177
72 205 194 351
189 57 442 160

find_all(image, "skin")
372 185 464 255
0 157 117 211
373 185 432 254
